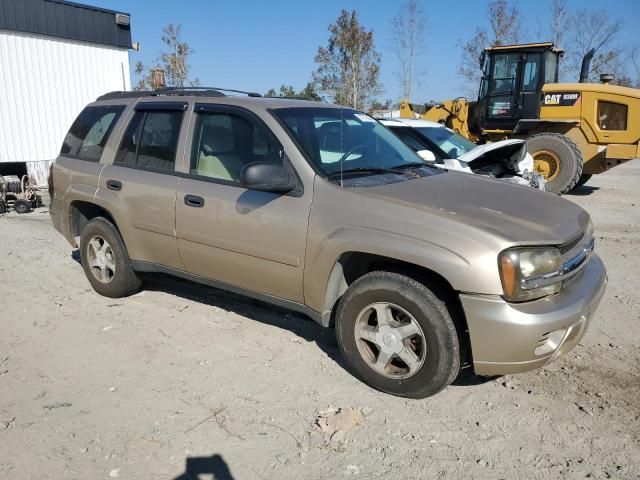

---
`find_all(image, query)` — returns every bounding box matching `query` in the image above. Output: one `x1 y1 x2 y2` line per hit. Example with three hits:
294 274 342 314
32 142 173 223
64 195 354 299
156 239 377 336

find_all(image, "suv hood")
357 171 589 245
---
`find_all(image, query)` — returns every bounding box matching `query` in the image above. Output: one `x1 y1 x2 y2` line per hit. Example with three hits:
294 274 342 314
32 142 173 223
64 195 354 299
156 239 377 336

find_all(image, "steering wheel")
339 145 367 163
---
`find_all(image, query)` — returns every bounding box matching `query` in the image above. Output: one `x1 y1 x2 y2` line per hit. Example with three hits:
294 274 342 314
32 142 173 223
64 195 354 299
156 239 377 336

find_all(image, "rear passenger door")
96 102 187 270
175 104 312 303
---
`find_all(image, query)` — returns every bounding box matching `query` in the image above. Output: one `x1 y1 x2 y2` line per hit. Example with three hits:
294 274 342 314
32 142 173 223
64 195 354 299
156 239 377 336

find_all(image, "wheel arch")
68 200 122 247
321 251 472 365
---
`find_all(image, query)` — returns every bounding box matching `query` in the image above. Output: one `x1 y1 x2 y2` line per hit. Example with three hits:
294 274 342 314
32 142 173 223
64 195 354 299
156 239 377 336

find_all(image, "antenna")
340 107 344 187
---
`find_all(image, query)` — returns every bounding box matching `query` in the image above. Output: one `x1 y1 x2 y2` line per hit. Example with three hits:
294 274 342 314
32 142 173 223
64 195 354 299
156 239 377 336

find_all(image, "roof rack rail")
156 86 262 97
97 86 262 101
97 91 156 101
264 95 315 101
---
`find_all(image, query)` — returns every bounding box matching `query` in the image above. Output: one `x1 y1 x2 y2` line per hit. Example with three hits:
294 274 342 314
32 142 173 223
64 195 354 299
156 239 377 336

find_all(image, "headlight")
498 247 562 302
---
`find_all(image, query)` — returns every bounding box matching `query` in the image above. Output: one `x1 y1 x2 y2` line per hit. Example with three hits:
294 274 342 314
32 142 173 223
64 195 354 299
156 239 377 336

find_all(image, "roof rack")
157 87 262 97
97 86 262 101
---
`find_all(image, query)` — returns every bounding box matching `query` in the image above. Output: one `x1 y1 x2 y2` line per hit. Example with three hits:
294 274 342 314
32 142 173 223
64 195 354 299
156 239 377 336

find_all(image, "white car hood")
457 139 526 163
456 138 533 174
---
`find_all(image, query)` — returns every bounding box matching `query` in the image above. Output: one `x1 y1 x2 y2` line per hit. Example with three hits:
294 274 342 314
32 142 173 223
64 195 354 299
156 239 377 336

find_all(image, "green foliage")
264 82 323 101
312 10 382 109
134 24 199 90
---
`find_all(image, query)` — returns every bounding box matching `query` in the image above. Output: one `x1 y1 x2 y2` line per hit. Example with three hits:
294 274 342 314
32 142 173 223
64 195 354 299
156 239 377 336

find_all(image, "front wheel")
335 271 460 398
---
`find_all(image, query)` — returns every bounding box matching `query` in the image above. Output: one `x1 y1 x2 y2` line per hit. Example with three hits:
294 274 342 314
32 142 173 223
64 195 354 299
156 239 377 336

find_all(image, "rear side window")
115 111 184 172
598 101 627 131
61 105 124 161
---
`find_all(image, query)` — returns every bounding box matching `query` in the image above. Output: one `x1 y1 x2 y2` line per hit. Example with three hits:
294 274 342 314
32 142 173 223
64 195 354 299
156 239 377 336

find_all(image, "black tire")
335 271 460 399
526 133 583 194
79 217 142 298
14 199 31 214
574 174 592 189
0 201 6 214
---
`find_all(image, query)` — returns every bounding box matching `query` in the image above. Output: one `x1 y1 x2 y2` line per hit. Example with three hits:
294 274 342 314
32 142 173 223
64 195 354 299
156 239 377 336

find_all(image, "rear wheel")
527 133 583 194
335 271 460 398
79 217 141 298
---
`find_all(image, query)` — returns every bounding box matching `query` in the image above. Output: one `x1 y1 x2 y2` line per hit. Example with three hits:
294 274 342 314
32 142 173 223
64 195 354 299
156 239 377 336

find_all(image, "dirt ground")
1 163 639 480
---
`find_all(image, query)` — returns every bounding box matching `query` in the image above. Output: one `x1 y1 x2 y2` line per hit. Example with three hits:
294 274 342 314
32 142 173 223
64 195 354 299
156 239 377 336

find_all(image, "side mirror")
241 162 296 193
416 150 436 162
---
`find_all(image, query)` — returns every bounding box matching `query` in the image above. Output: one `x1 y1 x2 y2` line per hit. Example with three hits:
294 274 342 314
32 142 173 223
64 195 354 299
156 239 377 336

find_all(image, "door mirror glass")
416 149 436 162
241 162 295 193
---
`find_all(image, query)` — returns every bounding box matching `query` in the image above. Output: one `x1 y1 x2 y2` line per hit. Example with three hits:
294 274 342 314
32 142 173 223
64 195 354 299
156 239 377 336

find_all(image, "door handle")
106 180 122 191
184 194 204 208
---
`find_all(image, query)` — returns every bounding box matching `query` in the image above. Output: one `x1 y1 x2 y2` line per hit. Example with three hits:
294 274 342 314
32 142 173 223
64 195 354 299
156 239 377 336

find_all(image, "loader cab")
476 43 563 132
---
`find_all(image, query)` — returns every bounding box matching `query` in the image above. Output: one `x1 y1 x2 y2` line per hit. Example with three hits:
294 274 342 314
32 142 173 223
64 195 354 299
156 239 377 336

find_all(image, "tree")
264 85 296 97
369 99 394 112
264 82 323 101
564 9 625 84
313 10 382 109
135 24 199 90
458 0 522 88
549 0 568 47
630 44 640 88
391 0 426 100
299 82 323 101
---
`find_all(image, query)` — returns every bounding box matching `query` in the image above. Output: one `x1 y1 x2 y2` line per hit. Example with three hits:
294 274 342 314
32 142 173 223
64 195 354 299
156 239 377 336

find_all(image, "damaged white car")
380 118 545 190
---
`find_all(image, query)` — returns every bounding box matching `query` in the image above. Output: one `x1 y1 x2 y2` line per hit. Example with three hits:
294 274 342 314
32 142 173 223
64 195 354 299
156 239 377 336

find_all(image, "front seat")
196 125 244 181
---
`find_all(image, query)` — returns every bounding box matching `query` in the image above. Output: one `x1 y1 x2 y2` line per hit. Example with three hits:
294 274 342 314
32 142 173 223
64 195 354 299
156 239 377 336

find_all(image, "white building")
0 0 132 186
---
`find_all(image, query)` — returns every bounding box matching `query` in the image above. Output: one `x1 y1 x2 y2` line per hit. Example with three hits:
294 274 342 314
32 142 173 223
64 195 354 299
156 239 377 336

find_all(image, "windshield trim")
267 107 327 177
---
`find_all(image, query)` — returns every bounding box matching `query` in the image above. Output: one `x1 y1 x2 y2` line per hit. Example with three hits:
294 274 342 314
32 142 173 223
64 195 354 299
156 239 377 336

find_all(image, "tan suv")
49 88 606 398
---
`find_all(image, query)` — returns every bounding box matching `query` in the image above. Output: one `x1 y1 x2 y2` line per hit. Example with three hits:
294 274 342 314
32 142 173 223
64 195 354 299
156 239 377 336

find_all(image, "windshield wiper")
327 167 402 179
389 162 427 170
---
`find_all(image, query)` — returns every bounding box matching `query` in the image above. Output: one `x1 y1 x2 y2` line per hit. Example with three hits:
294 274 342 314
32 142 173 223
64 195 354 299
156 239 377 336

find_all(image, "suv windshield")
272 107 427 177
413 126 477 158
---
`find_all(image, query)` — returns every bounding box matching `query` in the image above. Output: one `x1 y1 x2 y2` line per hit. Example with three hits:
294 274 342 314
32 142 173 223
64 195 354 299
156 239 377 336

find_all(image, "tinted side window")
190 112 281 183
598 101 627 131
115 111 183 172
522 53 541 91
61 106 124 161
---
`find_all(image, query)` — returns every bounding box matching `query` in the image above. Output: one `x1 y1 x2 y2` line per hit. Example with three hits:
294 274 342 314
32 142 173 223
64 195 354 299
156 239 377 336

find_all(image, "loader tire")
575 174 592 189
527 133 583 195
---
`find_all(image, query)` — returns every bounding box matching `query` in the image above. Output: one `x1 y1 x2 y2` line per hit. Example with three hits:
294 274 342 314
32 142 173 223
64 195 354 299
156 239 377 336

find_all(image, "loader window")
491 53 518 94
545 51 559 83
598 102 627 131
522 54 541 91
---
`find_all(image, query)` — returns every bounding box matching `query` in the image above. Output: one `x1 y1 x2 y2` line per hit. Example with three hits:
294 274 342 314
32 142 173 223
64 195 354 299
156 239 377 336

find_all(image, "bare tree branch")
391 0 426 100
457 0 522 91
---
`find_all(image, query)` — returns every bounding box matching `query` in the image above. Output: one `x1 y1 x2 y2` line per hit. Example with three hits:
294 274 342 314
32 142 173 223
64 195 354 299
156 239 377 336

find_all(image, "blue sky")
89 0 639 103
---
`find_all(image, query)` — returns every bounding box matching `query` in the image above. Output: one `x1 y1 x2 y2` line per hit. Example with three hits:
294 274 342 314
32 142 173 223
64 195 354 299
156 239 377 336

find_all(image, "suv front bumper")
460 254 606 376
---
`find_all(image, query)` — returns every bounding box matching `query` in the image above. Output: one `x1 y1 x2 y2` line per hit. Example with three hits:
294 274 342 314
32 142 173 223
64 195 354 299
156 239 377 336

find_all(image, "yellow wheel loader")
401 43 640 193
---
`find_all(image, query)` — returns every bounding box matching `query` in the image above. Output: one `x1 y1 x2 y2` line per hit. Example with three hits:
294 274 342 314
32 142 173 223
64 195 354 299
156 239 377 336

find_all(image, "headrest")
202 125 234 154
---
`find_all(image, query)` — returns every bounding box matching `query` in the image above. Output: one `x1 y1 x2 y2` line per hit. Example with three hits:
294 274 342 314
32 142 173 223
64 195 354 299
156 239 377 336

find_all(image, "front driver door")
175 104 312 302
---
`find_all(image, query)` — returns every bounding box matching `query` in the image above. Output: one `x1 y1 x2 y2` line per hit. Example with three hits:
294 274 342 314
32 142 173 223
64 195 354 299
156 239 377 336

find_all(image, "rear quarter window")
597 101 627 131
61 105 125 161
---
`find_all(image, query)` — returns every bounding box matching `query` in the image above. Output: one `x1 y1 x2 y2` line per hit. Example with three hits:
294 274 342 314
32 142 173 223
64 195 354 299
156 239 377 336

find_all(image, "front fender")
303 224 500 317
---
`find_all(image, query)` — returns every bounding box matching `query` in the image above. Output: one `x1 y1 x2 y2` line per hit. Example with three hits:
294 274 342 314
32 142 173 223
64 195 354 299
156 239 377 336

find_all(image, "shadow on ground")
566 185 600 196
144 272 344 365
174 454 234 480
71 249 496 393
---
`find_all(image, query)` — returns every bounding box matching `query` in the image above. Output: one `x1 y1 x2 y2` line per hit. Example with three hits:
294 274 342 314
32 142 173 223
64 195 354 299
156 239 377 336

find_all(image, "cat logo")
543 92 580 106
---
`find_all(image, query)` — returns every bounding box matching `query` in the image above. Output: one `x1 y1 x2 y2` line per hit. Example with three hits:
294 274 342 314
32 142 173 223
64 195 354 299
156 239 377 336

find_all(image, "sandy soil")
1 163 639 480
